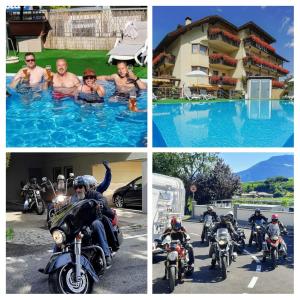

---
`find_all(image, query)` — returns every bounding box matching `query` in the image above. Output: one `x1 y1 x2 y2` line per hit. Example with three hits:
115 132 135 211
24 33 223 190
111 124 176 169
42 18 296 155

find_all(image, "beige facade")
153 16 288 98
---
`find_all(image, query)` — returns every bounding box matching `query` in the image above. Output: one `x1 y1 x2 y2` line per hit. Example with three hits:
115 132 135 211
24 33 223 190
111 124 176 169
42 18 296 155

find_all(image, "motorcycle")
22 186 45 215
41 196 123 293
212 228 236 280
251 219 266 251
203 214 214 246
162 231 193 292
262 226 287 269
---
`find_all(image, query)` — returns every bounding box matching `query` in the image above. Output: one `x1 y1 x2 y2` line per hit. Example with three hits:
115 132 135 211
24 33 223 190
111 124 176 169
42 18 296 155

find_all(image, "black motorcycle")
251 219 266 251
233 228 246 254
41 197 123 293
202 214 214 246
22 186 45 215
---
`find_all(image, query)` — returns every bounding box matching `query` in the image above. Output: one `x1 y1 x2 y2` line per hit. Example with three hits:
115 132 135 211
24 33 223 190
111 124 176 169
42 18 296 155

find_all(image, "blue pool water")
153 100 294 147
6 76 147 147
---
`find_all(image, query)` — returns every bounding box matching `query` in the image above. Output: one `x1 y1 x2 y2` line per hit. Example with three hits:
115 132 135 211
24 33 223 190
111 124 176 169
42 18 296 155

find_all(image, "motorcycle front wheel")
168 266 176 293
220 256 227 280
49 264 93 294
35 200 45 215
271 249 278 270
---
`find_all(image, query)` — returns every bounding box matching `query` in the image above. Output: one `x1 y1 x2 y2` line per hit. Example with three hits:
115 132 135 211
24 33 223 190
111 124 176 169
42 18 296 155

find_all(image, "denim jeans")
91 219 111 257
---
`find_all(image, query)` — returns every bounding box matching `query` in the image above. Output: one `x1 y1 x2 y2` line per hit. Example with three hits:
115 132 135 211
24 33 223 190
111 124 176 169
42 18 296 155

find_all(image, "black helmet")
30 177 37 184
255 208 261 214
73 176 88 191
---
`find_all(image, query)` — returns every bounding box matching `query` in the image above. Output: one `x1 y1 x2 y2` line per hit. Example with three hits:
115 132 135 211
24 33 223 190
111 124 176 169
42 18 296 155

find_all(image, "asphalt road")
6 209 147 294
152 220 294 294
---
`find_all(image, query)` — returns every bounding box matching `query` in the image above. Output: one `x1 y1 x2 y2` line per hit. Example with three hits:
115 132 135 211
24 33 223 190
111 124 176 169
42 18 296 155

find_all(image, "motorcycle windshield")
216 228 230 240
267 224 280 237
49 198 98 233
255 219 265 226
204 215 213 224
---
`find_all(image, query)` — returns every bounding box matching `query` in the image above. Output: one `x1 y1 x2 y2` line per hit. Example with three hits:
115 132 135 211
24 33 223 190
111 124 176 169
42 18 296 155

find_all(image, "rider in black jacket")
201 206 219 243
248 208 268 246
209 215 237 268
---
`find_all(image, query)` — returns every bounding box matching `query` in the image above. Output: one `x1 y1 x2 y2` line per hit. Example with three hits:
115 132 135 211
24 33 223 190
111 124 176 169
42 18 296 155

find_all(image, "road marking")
248 276 258 288
123 233 147 240
190 232 201 237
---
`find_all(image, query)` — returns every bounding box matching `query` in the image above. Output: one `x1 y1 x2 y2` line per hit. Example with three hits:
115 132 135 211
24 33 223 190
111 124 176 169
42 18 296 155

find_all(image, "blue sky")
219 152 293 173
153 6 294 75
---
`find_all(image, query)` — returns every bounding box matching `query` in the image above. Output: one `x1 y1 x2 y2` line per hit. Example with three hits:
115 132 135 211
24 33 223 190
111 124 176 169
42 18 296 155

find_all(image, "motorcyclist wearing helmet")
209 214 237 269
161 216 195 271
226 211 238 230
71 176 115 267
248 208 268 246
201 206 219 243
22 177 42 212
264 214 288 258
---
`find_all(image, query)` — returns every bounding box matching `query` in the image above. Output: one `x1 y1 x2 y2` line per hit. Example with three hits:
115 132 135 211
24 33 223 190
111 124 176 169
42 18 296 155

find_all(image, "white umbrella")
186 70 207 77
288 78 294 83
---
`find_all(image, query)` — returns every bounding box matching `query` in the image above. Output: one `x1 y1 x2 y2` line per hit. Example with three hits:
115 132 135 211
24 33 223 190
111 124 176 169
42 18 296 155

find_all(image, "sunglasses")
83 75 96 80
74 185 84 190
26 59 35 62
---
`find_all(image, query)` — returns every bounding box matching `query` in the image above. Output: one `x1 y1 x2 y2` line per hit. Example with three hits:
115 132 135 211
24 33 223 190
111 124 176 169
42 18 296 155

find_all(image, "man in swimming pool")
51 58 80 99
97 61 146 102
10 52 48 89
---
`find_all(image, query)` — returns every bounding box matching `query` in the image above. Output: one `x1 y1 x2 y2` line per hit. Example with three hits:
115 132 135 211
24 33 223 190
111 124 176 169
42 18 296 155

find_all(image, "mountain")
236 155 294 182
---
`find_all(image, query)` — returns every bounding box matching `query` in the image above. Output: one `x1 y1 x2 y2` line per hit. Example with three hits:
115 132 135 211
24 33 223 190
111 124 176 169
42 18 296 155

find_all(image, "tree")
194 159 241 204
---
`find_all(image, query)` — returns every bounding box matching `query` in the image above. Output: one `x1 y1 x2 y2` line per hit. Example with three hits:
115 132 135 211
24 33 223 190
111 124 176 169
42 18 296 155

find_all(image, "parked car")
112 176 142 208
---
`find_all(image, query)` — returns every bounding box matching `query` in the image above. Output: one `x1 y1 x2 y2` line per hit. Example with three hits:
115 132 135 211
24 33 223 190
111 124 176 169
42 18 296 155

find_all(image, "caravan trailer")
152 173 185 252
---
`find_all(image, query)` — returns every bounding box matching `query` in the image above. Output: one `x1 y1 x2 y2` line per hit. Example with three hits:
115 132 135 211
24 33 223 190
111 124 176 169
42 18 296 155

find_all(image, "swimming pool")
153 100 294 147
6 76 147 147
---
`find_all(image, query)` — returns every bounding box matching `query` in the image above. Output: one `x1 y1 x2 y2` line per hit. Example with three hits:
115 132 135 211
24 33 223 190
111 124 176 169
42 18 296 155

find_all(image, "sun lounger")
108 21 147 66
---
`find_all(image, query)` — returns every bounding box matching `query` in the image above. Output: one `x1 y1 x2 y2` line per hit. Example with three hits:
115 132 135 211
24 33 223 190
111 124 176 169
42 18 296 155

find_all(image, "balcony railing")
243 55 289 75
209 75 237 86
209 53 237 67
244 35 275 53
208 27 241 48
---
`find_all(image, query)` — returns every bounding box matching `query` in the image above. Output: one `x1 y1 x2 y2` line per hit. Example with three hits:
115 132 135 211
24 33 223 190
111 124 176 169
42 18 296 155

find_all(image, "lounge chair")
183 87 201 100
108 21 147 66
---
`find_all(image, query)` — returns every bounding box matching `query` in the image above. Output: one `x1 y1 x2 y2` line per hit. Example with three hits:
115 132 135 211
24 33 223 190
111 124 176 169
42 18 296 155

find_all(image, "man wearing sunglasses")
10 52 47 88
72 176 115 267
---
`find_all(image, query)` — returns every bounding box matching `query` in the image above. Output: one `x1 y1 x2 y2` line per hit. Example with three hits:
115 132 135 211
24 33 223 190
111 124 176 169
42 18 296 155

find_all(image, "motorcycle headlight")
52 230 66 245
167 251 178 262
218 240 226 246
256 226 261 230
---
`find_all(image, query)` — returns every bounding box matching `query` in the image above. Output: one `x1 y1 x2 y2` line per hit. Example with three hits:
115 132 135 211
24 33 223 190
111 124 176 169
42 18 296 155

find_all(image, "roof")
154 15 238 56
239 21 275 44
154 15 281 58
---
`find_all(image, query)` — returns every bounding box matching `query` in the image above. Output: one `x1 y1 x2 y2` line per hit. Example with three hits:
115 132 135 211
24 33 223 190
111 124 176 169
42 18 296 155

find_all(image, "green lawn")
7 49 147 78
153 98 237 104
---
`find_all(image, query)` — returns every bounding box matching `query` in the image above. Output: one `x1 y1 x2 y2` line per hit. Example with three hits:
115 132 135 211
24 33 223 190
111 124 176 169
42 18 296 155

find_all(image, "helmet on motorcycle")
255 208 261 215
170 216 181 231
73 176 88 191
227 211 234 217
57 174 65 182
30 177 37 185
207 205 214 212
271 214 279 223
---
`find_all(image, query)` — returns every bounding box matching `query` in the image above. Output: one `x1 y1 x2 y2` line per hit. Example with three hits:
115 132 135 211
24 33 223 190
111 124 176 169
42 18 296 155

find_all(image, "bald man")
52 58 80 98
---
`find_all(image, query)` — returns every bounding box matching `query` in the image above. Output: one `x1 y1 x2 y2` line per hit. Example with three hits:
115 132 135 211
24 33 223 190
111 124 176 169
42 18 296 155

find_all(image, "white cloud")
287 26 294 36
280 16 290 31
284 41 294 48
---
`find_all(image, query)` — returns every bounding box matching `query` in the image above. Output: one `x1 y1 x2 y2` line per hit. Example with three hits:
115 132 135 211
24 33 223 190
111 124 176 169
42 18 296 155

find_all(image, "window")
133 177 142 189
192 43 207 55
213 70 219 76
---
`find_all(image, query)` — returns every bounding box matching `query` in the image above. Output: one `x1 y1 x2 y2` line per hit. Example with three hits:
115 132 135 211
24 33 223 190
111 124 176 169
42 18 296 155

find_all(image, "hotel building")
153 15 289 99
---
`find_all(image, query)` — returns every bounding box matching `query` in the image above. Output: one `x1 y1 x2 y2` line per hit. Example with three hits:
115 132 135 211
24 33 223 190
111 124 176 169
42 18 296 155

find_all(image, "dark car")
112 176 142 209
